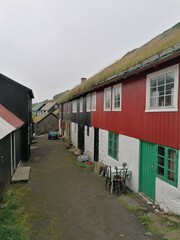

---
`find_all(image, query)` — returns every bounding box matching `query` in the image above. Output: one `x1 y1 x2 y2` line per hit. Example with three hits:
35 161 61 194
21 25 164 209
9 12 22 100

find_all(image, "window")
72 100 77 113
86 94 91 112
146 64 179 112
108 131 118 160
157 145 178 187
79 97 83 112
104 87 111 111
91 92 96 111
112 84 122 111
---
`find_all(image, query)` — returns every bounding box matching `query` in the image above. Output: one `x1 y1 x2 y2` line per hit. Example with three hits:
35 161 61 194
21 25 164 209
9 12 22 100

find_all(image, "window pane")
166 83 174 92
158 166 164 176
159 96 164 106
168 149 176 160
150 96 158 107
158 146 165 156
168 160 176 171
158 85 164 96
150 87 157 97
165 95 172 106
150 77 157 87
113 85 120 109
168 171 175 182
109 148 112 155
158 75 165 86
166 72 174 84
158 156 164 166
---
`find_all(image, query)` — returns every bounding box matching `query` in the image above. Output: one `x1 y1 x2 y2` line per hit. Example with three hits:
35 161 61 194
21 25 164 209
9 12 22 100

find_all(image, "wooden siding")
91 57 180 149
62 97 91 126
0 135 11 197
15 129 22 167
0 75 29 122
0 74 33 160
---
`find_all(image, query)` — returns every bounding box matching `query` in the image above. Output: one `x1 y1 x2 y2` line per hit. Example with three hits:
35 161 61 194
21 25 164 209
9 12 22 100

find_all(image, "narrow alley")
20 135 161 240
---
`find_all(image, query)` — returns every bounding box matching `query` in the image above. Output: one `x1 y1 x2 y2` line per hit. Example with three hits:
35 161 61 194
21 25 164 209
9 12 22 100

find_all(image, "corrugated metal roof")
0 104 24 129
41 102 57 111
32 102 45 111
0 117 14 140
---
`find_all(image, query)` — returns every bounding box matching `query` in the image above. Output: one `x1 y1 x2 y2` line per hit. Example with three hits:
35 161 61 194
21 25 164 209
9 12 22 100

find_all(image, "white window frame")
86 93 91 112
112 83 122 111
91 92 96 111
104 87 111 111
79 97 83 113
146 64 179 112
72 100 77 113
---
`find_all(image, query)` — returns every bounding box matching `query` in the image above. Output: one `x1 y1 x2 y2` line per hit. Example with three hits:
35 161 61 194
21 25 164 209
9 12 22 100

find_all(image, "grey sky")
0 0 179 102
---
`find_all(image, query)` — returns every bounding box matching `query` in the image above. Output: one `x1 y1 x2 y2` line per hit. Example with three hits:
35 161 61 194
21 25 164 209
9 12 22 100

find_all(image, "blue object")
48 131 59 140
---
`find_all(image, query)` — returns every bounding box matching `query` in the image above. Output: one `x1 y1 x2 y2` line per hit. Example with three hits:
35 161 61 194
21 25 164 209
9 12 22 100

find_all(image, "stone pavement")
22 135 162 240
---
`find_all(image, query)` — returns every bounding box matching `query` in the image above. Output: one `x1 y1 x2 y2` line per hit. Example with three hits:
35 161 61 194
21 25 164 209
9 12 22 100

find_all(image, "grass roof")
34 113 48 123
58 22 180 103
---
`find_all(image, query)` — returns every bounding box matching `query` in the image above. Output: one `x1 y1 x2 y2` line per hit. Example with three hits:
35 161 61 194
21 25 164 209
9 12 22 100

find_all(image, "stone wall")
36 114 59 135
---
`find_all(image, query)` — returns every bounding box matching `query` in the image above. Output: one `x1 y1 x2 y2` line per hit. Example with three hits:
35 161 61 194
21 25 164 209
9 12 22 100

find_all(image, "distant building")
40 102 59 114
32 102 45 116
34 112 59 135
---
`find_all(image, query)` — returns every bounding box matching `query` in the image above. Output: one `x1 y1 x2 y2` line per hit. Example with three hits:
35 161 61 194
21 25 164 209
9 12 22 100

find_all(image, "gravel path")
24 135 161 240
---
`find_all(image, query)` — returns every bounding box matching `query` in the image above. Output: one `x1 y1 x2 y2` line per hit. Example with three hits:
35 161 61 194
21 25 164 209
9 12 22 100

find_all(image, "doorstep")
11 166 31 183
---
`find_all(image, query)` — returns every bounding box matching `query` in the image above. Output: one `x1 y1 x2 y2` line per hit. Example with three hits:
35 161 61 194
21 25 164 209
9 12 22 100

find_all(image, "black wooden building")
60 94 91 153
0 74 34 161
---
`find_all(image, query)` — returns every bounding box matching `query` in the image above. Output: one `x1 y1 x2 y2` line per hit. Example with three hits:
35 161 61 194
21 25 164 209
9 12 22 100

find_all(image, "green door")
140 141 157 201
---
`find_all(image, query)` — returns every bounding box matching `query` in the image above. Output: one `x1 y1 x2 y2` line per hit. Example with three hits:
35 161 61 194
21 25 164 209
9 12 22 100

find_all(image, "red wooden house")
59 23 180 214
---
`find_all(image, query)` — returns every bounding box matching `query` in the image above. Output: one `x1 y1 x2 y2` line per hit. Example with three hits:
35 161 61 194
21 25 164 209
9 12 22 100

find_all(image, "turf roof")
58 22 180 104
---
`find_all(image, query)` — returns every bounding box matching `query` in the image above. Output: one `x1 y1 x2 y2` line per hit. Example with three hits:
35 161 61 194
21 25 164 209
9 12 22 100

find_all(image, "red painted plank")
91 59 180 149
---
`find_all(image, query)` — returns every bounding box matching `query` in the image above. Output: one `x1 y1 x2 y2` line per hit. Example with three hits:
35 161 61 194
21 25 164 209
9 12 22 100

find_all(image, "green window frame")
108 132 118 160
157 145 178 187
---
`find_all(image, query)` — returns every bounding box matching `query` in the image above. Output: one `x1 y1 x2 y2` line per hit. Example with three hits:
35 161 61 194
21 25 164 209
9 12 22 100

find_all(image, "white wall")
99 129 139 192
71 122 78 148
156 151 180 214
118 135 139 192
99 129 108 164
84 126 94 161
59 119 61 135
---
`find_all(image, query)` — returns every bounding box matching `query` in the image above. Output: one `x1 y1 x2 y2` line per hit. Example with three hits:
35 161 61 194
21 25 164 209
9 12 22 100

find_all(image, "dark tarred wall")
91 57 180 149
62 97 91 127
0 74 33 161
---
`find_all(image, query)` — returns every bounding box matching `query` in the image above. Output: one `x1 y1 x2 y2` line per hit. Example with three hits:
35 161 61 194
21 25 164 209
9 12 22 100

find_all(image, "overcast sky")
0 0 179 102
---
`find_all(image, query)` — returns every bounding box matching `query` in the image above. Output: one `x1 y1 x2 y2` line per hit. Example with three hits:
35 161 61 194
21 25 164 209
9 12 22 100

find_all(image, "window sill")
145 107 178 113
112 108 122 112
156 175 177 188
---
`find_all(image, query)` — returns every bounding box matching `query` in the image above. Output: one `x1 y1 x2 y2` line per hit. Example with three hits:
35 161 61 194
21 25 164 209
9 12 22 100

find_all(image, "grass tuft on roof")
58 22 180 103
